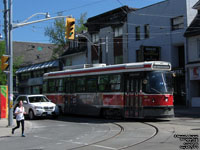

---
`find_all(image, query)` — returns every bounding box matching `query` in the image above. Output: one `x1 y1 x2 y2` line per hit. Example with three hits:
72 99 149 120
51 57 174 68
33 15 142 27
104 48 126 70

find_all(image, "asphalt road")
0 116 199 150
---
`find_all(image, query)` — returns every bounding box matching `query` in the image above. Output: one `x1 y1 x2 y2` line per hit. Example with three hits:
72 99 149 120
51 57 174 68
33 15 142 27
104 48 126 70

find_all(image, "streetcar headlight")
165 97 168 102
152 98 155 103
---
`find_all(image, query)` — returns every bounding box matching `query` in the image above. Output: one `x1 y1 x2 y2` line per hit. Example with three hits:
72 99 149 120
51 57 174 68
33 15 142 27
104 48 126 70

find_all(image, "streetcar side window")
56 78 64 92
65 78 70 93
70 78 76 93
76 77 86 92
110 74 121 91
43 80 47 93
86 76 97 92
98 74 121 92
98 75 110 92
48 79 56 93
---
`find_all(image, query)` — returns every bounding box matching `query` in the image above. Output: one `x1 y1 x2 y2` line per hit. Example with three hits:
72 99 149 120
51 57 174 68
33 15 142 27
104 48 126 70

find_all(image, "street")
0 116 199 150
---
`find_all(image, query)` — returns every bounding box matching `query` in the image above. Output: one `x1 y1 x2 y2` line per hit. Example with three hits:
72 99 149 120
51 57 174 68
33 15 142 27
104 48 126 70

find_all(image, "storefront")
16 60 59 94
187 64 200 107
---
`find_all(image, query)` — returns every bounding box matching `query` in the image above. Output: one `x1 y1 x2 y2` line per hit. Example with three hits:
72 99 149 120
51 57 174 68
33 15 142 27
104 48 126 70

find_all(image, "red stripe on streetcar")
48 64 152 77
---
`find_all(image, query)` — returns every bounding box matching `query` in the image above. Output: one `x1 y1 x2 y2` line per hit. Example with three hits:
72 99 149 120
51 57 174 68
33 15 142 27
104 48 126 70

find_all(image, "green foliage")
76 12 88 33
44 18 68 59
44 13 88 59
0 41 24 85
13 56 24 75
0 41 7 85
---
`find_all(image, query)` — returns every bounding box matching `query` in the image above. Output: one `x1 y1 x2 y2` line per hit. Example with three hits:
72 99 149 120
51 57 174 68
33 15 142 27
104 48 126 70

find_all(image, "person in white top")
12 100 26 137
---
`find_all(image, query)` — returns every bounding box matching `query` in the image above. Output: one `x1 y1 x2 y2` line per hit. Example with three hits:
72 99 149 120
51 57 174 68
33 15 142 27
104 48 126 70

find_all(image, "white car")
14 95 59 119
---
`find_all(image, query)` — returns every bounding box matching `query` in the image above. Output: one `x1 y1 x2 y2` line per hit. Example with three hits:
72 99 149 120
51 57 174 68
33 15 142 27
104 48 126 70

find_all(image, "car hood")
30 102 55 107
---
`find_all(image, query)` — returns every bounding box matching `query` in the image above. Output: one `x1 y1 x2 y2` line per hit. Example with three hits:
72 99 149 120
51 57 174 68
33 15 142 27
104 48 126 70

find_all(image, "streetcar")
43 61 174 118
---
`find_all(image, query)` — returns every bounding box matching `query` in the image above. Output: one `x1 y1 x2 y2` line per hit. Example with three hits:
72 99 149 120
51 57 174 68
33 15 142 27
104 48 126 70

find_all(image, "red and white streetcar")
43 61 174 118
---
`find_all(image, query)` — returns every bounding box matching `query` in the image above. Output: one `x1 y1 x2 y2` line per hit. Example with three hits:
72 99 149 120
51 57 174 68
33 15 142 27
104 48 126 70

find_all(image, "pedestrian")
12 100 26 137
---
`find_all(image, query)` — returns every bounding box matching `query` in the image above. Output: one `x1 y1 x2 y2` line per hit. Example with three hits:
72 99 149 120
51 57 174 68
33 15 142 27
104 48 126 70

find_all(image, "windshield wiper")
151 88 162 94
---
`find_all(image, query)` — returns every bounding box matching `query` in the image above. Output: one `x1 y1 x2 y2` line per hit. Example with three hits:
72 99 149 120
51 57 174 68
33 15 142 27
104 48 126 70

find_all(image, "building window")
91 45 99 64
135 26 140 41
114 26 123 37
114 36 123 64
197 39 200 58
65 58 72 66
171 16 184 31
91 33 99 43
144 24 150 39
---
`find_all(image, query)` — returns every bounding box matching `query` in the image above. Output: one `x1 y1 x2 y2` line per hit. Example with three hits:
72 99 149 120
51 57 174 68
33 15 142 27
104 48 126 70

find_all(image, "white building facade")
184 1 200 107
127 0 198 106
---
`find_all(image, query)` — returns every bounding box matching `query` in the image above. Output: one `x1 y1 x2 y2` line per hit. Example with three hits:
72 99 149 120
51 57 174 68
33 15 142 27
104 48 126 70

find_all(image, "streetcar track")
66 121 158 150
67 122 124 150
117 122 159 150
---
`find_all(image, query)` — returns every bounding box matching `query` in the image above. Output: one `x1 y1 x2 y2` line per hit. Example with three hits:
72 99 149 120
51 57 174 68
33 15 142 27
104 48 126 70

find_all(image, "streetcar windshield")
143 71 173 94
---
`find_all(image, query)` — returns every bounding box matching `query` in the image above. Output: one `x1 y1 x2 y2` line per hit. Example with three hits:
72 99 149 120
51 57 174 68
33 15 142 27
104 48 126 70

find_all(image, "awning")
16 60 59 74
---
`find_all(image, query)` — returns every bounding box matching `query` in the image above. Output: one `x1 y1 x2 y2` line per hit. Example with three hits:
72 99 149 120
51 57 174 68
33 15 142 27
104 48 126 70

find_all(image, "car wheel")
29 110 35 120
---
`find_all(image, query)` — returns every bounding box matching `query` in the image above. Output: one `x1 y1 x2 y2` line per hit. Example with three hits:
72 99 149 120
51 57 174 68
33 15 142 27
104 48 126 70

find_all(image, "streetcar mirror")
172 72 176 77
143 79 148 84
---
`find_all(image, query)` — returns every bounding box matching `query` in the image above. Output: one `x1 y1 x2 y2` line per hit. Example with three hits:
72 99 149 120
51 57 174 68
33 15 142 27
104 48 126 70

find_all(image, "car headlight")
35 106 43 109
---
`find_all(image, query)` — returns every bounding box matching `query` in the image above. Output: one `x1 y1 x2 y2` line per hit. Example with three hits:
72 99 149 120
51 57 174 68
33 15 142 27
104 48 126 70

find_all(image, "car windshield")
143 71 173 94
28 96 49 103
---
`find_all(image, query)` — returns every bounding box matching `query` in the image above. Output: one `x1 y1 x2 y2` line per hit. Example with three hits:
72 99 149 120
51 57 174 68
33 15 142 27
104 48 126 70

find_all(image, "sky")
1 0 164 43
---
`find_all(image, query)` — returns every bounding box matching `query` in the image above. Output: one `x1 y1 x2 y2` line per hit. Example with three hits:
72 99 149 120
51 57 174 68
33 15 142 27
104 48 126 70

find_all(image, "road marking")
56 142 62 145
93 145 117 150
32 126 47 129
96 130 107 132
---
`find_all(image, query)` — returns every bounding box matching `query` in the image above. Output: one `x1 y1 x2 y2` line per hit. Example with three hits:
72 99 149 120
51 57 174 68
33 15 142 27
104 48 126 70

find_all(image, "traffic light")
65 18 75 40
1 55 9 71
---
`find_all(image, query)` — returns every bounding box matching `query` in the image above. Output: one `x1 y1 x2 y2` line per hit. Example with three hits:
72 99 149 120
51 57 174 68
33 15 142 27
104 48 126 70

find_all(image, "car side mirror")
23 100 28 104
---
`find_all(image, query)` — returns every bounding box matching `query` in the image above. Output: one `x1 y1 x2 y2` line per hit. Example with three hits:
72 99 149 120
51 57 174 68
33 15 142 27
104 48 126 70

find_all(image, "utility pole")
8 0 13 126
3 0 70 126
3 0 13 126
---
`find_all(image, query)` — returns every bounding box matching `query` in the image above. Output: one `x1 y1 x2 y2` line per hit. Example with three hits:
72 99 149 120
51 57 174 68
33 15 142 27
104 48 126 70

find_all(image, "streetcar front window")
143 71 173 94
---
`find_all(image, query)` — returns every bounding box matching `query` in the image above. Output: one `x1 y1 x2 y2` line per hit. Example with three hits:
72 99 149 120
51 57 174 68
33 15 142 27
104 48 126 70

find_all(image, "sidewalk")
174 106 200 118
0 119 32 138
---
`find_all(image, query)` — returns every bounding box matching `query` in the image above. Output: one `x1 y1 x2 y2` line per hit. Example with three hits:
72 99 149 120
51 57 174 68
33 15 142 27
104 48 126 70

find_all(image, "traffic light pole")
8 0 13 126
4 0 71 126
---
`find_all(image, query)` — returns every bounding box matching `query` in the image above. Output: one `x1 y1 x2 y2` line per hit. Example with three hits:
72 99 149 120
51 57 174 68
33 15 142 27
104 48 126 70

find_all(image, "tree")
44 13 87 59
0 41 7 85
0 41 23 85
76 12 88 34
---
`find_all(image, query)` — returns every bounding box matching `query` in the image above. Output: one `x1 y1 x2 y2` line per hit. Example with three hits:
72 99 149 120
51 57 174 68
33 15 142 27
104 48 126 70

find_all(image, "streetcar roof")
44 61 171 78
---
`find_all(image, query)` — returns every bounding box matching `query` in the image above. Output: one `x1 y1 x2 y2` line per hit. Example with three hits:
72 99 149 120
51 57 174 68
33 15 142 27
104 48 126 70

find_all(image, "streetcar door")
125 74 141 118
